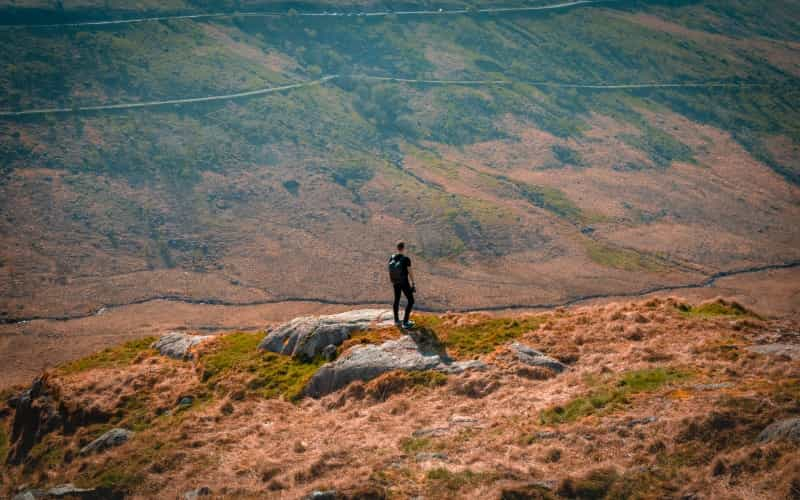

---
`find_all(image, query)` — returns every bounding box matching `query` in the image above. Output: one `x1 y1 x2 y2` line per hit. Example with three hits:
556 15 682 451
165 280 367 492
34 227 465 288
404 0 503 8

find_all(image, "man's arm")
408 261 415 286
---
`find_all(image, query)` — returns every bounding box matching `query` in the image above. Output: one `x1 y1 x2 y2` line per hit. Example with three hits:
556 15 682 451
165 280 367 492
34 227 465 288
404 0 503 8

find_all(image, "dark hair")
396 241 405 251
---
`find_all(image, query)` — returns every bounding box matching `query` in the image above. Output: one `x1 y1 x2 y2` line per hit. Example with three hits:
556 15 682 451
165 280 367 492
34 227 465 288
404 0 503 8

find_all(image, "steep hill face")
1 0 800 320
0 298 798 498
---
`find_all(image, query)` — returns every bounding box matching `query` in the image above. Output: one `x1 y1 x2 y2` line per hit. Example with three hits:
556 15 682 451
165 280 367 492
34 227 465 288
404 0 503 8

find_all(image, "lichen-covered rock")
152 332 214 360
259 309 394 361
79 428 133 455
304 333 485 398
757 417 800 443
747 343 800 360
509 342 567 373
13 484 97 499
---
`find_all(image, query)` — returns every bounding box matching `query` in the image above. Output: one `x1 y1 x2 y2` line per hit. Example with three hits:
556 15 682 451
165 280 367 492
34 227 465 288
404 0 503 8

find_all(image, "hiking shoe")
402 320 415 329
394 320 402 327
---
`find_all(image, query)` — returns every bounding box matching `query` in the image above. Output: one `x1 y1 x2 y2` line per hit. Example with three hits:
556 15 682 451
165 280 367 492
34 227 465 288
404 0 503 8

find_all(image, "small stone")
305 491 340 500
184 486 211 500
178 396 194 406
416 452 447 462
152 332 214 360
79 428 133 456
412 427 449 438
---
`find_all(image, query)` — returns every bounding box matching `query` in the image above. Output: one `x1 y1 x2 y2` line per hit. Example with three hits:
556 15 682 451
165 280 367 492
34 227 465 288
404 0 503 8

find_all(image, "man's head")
396 241 405 253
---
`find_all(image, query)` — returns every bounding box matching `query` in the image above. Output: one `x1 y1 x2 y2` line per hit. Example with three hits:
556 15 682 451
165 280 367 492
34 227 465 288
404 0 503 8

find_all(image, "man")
388 241 415 328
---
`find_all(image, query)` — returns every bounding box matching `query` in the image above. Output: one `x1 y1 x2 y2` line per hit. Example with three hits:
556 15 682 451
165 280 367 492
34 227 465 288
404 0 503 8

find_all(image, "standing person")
388 241 416 328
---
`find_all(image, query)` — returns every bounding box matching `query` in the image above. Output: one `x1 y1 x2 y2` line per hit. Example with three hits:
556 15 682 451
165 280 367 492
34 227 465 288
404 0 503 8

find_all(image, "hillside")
1 0 799 323
1 298 798 498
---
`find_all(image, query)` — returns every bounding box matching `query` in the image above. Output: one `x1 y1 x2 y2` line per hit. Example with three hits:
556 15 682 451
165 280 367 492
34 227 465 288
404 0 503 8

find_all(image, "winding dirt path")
0 1 613 29
0 74 771 117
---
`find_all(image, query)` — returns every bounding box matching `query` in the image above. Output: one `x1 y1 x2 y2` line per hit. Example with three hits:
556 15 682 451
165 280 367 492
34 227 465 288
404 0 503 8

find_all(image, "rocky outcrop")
304 329 486 398
12 484 99 499
152 332 215 360
6 377 110 465
259 309 395 361
79 428 133 455
757 417 800 443
747 343 800 360
509 342 567 373
6 378 63 465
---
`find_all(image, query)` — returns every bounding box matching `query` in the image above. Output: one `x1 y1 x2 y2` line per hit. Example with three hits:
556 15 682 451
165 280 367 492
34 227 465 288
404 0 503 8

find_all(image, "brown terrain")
0 296 798 498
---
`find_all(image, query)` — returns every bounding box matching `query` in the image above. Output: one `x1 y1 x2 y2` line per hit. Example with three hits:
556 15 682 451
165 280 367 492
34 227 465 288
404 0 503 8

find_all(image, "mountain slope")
1 0 799 321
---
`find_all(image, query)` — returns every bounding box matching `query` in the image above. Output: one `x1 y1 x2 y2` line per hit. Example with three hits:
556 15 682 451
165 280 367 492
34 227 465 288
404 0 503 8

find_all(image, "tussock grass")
540 367 691 425
426 468 496 493
57 337 157 375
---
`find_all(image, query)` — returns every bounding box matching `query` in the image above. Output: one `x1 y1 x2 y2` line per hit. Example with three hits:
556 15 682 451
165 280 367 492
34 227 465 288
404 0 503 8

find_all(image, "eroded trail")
0 74 771 117
4 261 799 324
0 0 612 29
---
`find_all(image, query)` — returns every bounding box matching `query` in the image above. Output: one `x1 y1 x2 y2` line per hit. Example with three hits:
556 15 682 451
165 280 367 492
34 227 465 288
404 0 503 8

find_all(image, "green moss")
583 239 669 273
0 423 8 463
678 299 756 318
199 332 322 401
400 437 434 454
557 468 620 499
57 337 157 375
540 368 691 425
426 468 495 493
417 315 546 357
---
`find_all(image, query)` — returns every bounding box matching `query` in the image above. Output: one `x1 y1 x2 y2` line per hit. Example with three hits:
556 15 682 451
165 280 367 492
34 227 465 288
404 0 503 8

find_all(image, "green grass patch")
677 299 756 319
199 332 322 401
400 436 435 454
416 315 546 357
426 468 496 493
540 367 691 425
583 239 669 273
0 423 8 463
57 337 157 375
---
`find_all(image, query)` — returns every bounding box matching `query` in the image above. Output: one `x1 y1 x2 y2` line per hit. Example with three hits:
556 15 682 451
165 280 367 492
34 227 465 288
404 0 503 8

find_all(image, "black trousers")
393 281 415 322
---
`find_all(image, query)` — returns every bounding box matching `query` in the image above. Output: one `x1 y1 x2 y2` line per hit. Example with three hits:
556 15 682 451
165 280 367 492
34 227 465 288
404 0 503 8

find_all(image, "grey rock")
416 452 448 462
79 428 133 455
412 427 450 438
305 491 340 500
260 309 394 360
509 342 567 373
152 332 214 360
322 344 338 362
184 486 211 499
178 396 194 406
747 343 800 360
13 493 39 500
14 484 97 499
303 334 483 398
449 415 479 425
626 416 658 427
757 417 800 443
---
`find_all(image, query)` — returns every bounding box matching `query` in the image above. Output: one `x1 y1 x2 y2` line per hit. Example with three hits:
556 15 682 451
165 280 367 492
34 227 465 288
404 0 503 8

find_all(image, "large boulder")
152 332 215 360
259 309 394 361
757 417 800 444
6 377 63 465
304 329 486 398
79 428 133 455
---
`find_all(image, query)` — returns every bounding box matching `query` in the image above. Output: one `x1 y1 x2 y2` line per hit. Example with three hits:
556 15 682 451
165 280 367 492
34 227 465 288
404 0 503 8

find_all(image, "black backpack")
388 254 405 284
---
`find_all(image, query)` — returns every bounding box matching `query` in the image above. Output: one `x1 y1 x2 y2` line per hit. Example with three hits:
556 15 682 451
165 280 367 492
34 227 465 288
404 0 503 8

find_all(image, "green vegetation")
199 332 323 401
0 423 8 463
57 337 156 375
426 468 496 493
540 367 691 425
582 239 669 272
677 299 756 318
417 315 546 357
